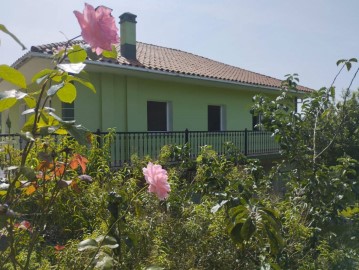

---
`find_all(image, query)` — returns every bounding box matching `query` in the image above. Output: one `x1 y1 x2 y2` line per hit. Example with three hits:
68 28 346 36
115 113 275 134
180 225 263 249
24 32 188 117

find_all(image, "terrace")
0 129 280 167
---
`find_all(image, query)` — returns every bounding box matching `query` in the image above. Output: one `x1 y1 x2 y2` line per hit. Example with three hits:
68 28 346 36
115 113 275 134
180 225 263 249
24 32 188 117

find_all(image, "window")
208 105 225 131
252 114 263 131
62 102 75 121
147 101 171 131
294 97 298 113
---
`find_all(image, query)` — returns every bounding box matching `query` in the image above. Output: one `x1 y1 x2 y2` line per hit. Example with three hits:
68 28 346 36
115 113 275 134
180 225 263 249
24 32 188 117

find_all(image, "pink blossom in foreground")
14 220 32 232
143 162 170 200
74 3 119 55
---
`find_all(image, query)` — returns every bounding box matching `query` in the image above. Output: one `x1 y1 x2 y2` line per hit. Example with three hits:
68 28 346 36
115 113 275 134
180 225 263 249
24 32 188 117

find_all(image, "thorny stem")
9 34 81 270
348 66 359 90
23 151 70 270
312 108 320 167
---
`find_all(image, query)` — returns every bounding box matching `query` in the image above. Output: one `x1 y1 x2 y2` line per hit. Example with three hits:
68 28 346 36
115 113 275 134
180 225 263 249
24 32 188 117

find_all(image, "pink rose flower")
74 3 119 55
143 162 171 200
14 220 33 232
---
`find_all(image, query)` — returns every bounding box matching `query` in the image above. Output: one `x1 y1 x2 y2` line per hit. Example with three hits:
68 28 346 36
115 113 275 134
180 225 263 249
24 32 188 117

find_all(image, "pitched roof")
30 40 312 92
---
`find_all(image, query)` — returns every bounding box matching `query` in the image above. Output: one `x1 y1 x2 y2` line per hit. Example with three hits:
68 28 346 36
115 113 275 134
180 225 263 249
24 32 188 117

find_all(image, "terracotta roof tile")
30 40 312 92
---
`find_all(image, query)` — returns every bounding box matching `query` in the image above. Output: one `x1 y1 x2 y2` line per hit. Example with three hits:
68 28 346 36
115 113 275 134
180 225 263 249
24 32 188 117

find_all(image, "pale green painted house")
0 12 310 136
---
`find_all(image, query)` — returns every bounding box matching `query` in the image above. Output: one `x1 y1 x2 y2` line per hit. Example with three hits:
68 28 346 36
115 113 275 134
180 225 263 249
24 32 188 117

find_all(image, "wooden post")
244 128 248 156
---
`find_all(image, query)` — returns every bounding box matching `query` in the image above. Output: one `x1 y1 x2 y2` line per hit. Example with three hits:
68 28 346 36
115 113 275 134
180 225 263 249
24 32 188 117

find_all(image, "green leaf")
47 82 65 97
66 124 92 146
0 90 27 112
57 63 86 74
48 111 75 125
349 58 358 63
22 108 35 115
6 166 18 171
24 96 36 108
146 267 165 270
330 86 335 98
21 114 36 132
31 69 54 83
102 45 118 59
211 200 228 213
346 62 352 71
68 75 96 93
56 83 76 103
19 132 35 142
68 45 87 63
95 236 119 249
265 226 282 255
77 239 98 251
336 59 346 66
240 217 256 241
20 166 36 181
229 223 244 243
0 65 27 88
269 262 282 270
0 24 26 50
0 96 16 112
94 253 114 270
228 205 247 217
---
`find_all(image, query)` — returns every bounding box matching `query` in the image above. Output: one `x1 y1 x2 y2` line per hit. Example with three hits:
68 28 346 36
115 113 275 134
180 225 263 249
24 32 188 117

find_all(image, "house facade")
0 12 310 139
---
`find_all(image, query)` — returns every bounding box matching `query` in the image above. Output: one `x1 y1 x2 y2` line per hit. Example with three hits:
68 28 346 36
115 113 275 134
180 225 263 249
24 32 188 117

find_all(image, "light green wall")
2 102 23 134
2 70 277 134
127 78 256 131
70 73 276 132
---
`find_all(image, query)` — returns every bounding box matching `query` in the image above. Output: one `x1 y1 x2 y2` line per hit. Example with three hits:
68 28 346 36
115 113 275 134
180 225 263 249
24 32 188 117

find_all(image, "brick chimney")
119 12 137 59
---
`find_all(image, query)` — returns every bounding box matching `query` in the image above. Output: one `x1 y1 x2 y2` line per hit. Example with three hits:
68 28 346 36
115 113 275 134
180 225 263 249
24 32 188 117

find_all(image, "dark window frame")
62 102 75 121
147 101 169 131
208 105 222 132
252 113 263 131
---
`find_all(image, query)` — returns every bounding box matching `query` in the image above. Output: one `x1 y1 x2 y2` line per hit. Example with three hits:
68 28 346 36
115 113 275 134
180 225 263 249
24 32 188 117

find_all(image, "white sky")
1 0 358 97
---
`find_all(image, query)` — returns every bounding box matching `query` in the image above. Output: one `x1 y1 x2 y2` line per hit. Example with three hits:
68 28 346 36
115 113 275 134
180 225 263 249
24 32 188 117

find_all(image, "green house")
0 13 310 163
0 12 310 133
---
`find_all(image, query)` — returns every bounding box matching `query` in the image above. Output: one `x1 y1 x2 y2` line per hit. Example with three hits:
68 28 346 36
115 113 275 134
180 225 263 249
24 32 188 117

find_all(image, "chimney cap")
119 12 137 24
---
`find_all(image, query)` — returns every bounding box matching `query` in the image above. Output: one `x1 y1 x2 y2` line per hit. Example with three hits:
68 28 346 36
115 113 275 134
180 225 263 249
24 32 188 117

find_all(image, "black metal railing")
1 129 280 167
95 129 280 167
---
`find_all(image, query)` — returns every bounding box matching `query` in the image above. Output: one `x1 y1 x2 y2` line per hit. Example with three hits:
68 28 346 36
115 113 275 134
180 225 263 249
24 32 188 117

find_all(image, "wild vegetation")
0 3 358 269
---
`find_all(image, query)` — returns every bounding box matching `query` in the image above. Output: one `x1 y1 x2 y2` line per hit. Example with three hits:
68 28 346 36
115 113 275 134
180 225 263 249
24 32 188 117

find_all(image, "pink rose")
143 162 171 200
74 3 119 55
14 220 33 232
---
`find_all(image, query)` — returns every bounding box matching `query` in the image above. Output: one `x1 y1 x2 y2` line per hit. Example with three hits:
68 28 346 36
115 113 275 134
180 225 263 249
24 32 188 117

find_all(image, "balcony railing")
0 129 280 167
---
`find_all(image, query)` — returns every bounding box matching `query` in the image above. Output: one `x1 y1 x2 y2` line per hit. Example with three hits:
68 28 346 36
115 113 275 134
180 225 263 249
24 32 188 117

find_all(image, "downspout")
99 73 103 131
124 76 128 132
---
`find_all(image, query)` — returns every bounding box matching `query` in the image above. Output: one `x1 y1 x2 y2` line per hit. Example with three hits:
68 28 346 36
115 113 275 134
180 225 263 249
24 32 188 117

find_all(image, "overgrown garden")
0 3 358 269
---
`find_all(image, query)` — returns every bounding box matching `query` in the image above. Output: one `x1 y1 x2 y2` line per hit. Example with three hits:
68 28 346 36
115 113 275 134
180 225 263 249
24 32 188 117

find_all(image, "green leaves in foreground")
0 65 27 89
336 58 358 71
78 236 118 270
226 198 284 255
0 89 27 112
